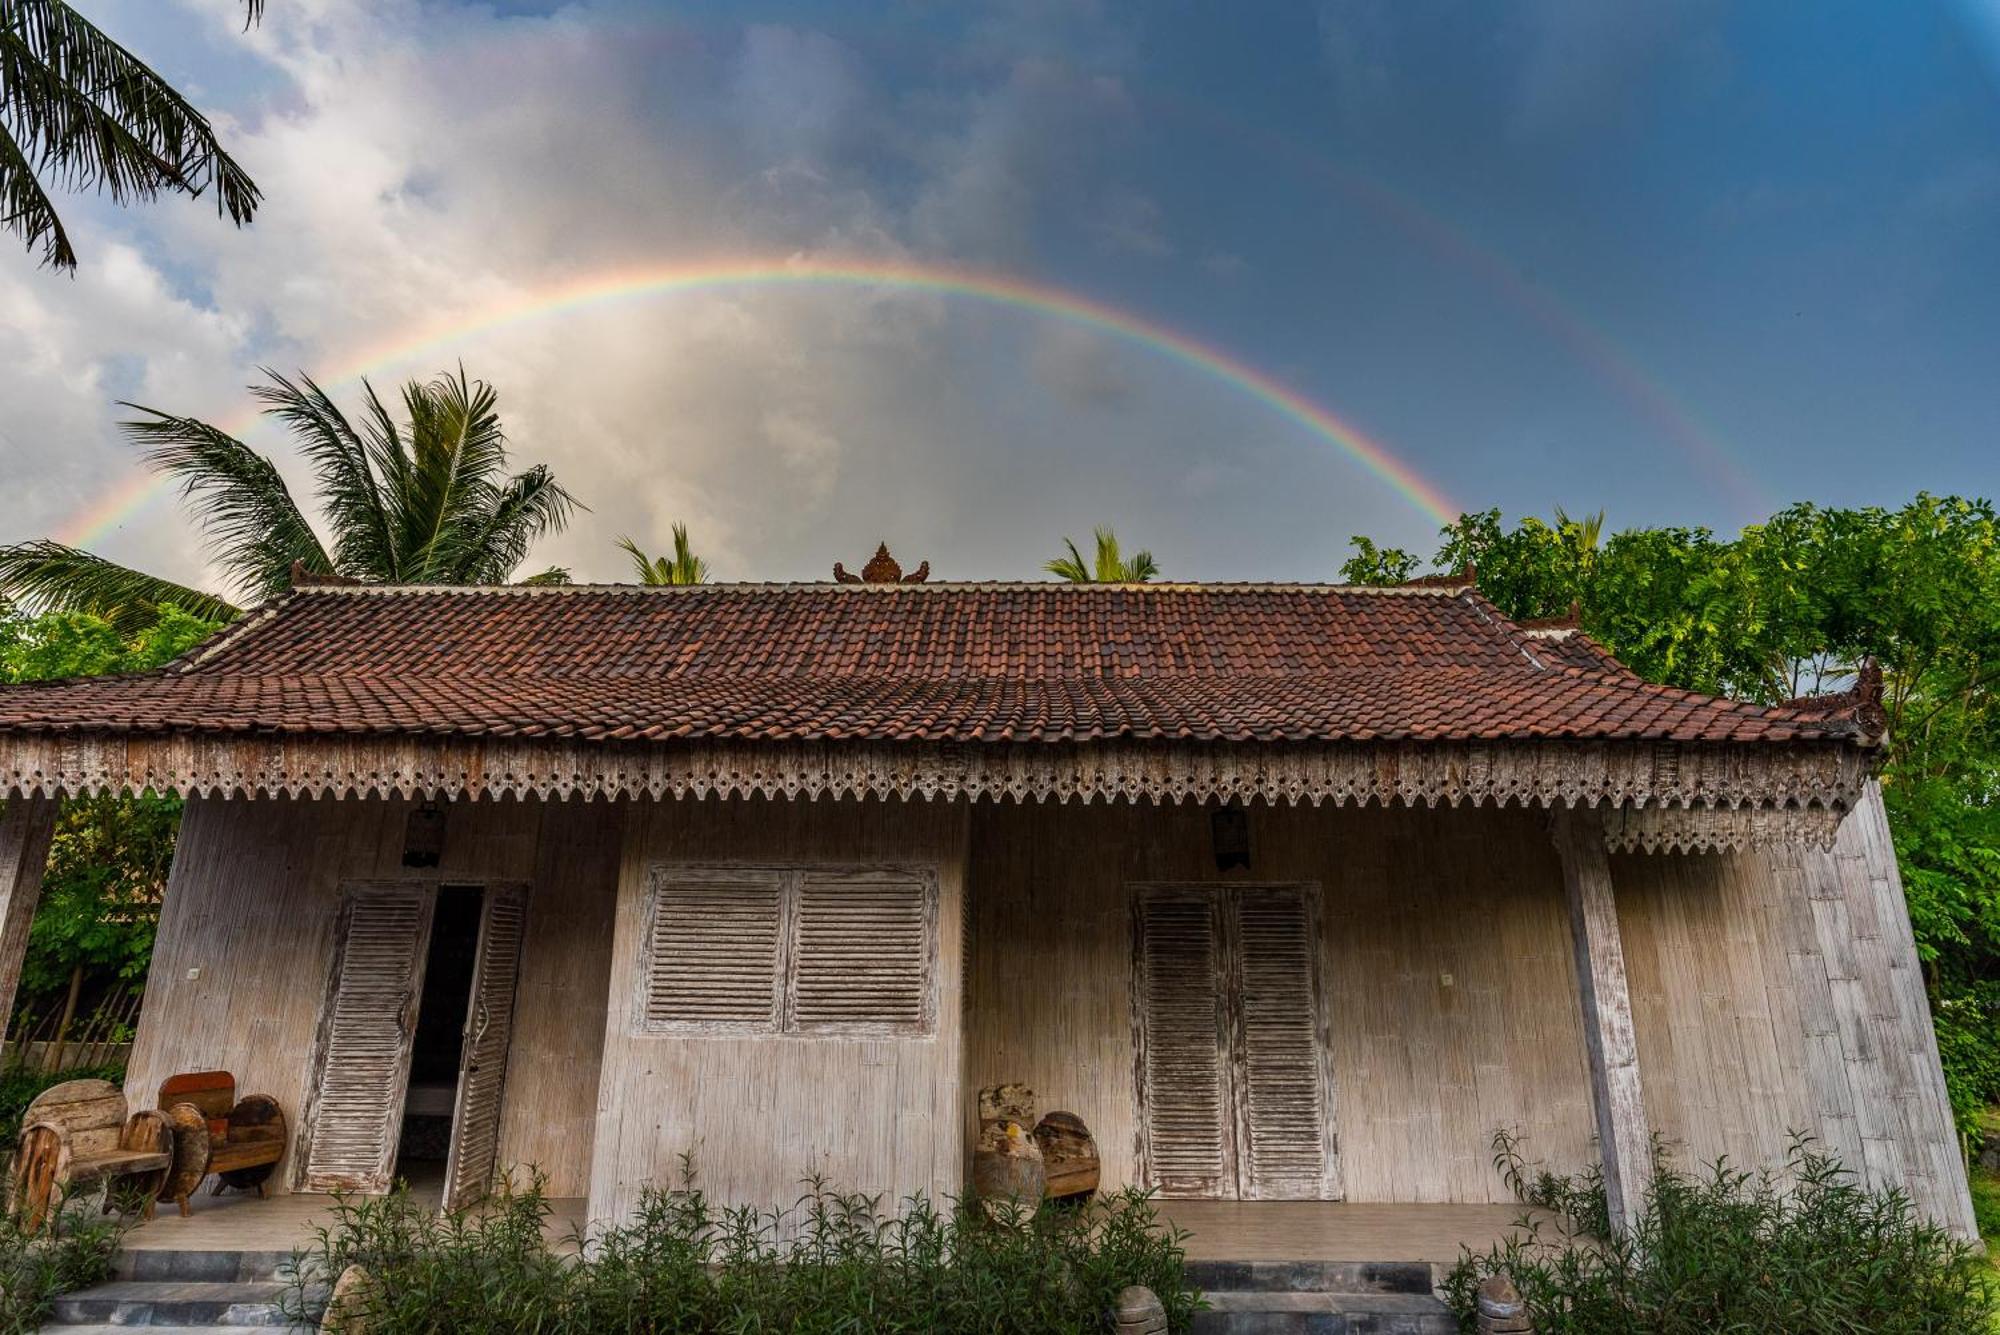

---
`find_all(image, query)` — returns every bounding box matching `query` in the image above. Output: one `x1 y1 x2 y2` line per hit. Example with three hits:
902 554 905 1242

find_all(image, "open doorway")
396 885 483 1193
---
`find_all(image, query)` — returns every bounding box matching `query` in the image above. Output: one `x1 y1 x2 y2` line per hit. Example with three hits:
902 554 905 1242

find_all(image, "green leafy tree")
1 0 265 269
1046 527 1160 583
1342 494 2000 1129
617 523 709 585
0 367 580 631
0 605 220 1041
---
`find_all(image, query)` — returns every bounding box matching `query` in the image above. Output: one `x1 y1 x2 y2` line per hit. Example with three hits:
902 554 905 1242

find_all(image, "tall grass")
289 1161 1200 1333
1444 1131 1997 1334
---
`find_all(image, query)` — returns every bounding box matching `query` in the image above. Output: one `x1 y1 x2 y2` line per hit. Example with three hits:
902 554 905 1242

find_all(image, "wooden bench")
9 1078 171 1230
157 1071 287 1217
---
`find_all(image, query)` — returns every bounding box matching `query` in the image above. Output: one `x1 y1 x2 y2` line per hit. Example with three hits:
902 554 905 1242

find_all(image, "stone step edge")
1182 1258 1439 1294
113 1248 305 1283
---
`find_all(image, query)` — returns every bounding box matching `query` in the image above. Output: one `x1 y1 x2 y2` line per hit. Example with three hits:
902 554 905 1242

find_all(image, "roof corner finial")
836 544 930 585
1463 561 1477 587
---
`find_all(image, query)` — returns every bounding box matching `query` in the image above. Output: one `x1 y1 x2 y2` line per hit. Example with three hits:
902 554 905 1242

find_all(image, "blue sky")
2 0 1997 587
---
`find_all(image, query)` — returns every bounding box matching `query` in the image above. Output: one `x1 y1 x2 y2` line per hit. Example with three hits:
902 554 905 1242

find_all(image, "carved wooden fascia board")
0 731 1872 850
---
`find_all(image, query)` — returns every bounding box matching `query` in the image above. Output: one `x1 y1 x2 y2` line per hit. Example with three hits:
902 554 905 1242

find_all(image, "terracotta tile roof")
0 583 1867 746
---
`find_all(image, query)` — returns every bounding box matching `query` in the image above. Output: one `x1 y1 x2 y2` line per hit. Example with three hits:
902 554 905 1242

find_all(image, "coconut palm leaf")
0 540 237 633
0 0 262 269
118 403 332 602
2 365 575 623
1046 527 1160 583
619 524 709 585
448 464 578 585
251 371 399 581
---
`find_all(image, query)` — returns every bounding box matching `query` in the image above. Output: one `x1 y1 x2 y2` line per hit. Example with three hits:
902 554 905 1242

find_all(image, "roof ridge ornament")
834 543 930 585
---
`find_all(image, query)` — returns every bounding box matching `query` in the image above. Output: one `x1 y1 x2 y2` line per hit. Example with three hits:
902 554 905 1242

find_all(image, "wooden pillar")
0 795 59 1065
1551 805 1652 1234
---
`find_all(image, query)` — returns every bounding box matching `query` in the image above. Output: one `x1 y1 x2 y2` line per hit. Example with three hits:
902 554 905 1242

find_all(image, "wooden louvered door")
1133 891 1235 1196
301 884 437 1192
442 885 529 1210
1133 884 1338 1200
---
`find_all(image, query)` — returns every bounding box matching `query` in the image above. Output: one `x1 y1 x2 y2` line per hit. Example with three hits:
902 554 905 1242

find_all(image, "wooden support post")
1552 805 1652 1234
0 795 59 1067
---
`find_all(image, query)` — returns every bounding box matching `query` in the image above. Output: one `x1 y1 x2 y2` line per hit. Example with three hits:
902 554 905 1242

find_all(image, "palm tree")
617 524 709 586
1046 527 1161 583
1553 506 1605 554
2 0 264 269
0 367 579 632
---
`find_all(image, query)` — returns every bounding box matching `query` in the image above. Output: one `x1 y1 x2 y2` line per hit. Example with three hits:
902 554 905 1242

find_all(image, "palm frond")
450 465 579 584
0 115 73 267
117 402 331 600
1045 537 1092 583
394 368 513 580
668 523 709 585
515 566 571 587
1124 548 1161 582
0 540 237 634
251 370 397 580
0 0 260 269
617 535 670 585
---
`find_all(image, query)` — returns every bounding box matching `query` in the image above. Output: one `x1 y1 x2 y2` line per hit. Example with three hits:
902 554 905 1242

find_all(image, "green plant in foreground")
288 1162 1201 1333
0 1192 127 1335
1444 1129 1998 1334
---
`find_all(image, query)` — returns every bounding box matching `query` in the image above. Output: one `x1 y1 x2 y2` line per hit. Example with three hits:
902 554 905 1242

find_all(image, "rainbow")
55 257 1459 548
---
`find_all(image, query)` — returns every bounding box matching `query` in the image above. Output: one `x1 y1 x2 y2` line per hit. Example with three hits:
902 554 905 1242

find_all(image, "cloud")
1 0 1446 593
1029 325 1134 408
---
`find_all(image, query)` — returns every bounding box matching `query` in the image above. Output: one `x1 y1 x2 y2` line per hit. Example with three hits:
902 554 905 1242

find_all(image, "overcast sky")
4 0 1998 590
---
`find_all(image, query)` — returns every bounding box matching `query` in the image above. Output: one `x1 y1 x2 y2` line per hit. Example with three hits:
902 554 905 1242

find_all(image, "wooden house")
0 568 1973 1238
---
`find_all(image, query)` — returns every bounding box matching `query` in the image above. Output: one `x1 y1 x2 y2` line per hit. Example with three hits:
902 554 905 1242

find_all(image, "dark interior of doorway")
395 885 482 1189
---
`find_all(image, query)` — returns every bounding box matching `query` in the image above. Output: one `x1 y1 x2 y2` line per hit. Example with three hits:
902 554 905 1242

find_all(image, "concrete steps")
41 1248 324 1331
1185 1259 1456 1334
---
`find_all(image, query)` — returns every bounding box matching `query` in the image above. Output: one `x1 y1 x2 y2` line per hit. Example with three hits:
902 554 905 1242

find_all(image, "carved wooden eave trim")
0 731 1871 850
1600 803 1851 854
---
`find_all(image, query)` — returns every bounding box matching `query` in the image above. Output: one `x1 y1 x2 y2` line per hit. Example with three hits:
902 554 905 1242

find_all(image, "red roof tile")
0 583 1865 746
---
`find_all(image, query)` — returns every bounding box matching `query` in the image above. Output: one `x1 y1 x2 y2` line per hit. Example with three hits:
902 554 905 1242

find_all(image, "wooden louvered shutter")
790 872 935 1035
1227 887 1336 1200
640 872 785 1032
302 885 436 1192
1133 892 1233 1197
443 886 528 1210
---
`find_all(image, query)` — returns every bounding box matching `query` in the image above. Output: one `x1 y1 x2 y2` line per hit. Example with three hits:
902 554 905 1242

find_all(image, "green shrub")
0 1193 127 1335
1443 1130 1997 1334
288 1164 1200 1333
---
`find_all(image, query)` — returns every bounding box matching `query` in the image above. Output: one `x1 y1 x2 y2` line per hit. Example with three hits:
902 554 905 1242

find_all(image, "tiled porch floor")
123 1187 1539 1267
120 1181 588 1253
1160 1200 1540 1264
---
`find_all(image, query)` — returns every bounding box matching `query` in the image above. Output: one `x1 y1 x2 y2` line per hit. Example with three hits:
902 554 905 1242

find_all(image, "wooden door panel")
1228 887 1338 1200
1133 891 1234 1197
1132 883 1339 1201
443 885 528 1210
301 885 436 1193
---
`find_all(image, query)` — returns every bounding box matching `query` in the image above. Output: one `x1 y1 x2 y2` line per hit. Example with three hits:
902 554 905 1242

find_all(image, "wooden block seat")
9 1078 171 1231
157 1071 287 1217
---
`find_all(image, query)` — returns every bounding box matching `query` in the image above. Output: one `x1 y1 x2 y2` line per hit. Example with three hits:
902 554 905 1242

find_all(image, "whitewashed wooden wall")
965 800 1600 1204
125 793 621 1198
585 794 968 1228
1614 781 1973 1235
